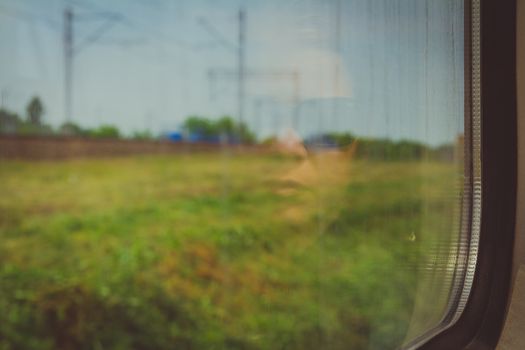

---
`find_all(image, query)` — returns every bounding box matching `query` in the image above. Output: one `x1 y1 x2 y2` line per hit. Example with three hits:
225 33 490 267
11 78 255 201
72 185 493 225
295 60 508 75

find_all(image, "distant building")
166 131 183 142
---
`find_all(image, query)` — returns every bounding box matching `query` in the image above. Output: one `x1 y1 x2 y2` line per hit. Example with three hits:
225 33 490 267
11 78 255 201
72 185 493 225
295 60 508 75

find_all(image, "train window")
0 0 501 349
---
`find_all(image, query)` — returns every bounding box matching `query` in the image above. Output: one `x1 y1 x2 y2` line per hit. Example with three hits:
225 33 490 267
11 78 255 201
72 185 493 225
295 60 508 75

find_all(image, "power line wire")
197 16 237 52
0 4 60 31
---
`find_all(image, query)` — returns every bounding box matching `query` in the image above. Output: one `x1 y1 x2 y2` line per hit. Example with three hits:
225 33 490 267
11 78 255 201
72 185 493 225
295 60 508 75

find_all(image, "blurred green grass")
0 154 459 350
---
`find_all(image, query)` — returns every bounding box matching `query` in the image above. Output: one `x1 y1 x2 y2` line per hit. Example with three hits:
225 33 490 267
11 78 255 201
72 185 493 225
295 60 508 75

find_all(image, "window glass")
0 0 470 349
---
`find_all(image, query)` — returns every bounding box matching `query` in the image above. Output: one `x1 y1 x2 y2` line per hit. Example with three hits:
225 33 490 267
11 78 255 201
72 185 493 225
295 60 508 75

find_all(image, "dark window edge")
417 0 518 348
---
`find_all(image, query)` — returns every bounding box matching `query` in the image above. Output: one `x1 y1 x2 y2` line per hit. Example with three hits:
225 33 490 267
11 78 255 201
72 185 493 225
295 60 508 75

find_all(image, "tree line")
0 97 128 139
0 97 255 143
181 115 255 144
304 132 459 162
0 96 459 161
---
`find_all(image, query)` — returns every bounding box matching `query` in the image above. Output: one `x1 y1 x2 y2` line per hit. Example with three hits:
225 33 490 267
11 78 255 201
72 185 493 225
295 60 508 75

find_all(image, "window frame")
414 0 519 348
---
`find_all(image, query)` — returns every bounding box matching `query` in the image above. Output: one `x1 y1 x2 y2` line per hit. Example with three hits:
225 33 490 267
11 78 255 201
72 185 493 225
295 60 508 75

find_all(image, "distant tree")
396 140 426 160
0 102 52 136
353 137 430 161
0 108 22 134
236 121 256 144
182 115 256 144
89 124 120 139
329 132 355 148
132 130 154 140
215 116 235 135
59 122 88 136
17 122 53 136
430 143 455 162
182 116 215 138
216 115 255 143
26 96 44 126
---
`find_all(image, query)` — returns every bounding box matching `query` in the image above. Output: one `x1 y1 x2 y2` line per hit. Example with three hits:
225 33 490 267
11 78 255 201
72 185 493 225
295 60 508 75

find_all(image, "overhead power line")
208 68 301 130
62 5 127 124
0 4 60 31
73 14 121 54
197 16 237 52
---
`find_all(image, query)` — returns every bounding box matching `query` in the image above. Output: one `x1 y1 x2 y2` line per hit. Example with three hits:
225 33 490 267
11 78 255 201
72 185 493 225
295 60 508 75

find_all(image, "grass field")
0 153 460 350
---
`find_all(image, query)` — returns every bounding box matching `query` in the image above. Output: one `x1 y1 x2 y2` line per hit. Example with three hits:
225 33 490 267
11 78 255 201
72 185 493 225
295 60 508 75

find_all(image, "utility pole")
203 9 302 136
61 6 124 128
198 9 248 128
64 7 73 123
208 68 301 132
238 8 245 126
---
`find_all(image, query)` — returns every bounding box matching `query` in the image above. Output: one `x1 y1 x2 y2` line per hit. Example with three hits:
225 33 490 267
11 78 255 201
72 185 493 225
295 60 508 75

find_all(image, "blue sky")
0 0 464 145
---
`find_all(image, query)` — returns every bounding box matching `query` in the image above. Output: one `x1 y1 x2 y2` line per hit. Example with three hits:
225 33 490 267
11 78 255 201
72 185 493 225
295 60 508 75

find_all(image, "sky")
0 0 464 145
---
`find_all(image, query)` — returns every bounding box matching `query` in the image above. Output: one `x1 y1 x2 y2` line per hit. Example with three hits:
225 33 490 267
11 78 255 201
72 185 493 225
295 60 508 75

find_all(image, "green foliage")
0 108 22 134
352 137 460 162
306 133 456 163
1 101 53 136
131 130 154 140
432 144 456 162
17 121 54 136
182 115 256 144
88 124 121 139
0 155 459 349
183 115 216 138
234 120 256 144
354 138 435 161
59 122 89 136
26 96 44 126
327 132 356 147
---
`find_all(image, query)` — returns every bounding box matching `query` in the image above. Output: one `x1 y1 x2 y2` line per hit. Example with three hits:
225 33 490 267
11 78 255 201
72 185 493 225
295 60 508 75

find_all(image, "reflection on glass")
0 0 465 349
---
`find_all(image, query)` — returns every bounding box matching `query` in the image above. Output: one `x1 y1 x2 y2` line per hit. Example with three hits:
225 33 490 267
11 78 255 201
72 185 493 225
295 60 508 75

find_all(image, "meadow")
0 152 459 350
